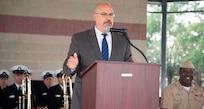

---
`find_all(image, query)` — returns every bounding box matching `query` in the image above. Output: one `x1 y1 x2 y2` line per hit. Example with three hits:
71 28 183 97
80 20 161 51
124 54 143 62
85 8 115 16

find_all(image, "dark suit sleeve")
63 33 80 77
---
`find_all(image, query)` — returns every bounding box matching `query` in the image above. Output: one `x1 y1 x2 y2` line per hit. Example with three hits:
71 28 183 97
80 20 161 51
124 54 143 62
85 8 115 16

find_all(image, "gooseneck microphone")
106 27 128 34
106 27 149 63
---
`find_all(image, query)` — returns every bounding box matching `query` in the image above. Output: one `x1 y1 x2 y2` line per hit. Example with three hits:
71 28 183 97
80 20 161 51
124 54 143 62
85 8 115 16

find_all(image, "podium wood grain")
81 61 160 109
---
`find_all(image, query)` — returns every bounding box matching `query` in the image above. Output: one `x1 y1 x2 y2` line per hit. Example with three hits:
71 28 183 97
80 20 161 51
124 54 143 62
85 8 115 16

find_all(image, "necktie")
18 86 22 96
102 33 109 60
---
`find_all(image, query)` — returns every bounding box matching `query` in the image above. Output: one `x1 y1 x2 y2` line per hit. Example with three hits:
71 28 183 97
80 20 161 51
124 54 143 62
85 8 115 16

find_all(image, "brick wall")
0 0 147 84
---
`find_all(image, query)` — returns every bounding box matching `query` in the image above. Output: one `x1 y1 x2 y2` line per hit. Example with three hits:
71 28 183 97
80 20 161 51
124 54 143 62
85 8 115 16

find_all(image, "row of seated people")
0 65 72 109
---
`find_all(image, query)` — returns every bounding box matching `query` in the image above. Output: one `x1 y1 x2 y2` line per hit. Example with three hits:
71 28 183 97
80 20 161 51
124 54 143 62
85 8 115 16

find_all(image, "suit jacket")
63 27 133 109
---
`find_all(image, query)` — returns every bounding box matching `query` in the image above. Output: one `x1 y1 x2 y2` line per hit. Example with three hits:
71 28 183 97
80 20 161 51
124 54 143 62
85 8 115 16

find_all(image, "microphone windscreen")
105 26 111 32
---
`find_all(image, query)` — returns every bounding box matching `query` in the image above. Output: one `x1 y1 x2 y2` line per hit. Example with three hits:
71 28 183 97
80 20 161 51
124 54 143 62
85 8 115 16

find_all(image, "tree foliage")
147 1 204 85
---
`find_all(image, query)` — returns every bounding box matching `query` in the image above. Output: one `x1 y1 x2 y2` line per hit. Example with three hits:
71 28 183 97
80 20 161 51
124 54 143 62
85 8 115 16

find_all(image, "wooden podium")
81 61 160 109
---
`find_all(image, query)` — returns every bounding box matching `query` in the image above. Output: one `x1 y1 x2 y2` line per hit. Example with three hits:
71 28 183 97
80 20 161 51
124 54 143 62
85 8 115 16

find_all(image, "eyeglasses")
95 13 115 17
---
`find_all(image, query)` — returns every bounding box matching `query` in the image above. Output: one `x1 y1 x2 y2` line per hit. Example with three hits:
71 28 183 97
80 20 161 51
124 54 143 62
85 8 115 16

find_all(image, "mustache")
104 20 112 25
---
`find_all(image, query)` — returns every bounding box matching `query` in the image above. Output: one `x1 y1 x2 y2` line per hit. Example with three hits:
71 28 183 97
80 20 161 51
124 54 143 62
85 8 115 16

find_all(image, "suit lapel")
87 28 103 60
109 32 118 60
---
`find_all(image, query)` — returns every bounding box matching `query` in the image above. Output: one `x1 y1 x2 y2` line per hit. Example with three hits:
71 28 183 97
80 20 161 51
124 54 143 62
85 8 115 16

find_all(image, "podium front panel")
82 61 160 109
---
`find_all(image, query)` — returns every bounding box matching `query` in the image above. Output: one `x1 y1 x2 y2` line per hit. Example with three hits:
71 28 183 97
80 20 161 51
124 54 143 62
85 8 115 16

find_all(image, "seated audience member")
161 61 204 109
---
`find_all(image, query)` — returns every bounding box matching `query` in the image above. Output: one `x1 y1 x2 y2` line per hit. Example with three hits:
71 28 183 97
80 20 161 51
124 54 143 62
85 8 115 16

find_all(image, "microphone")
105 27 128 34
105 26 149 63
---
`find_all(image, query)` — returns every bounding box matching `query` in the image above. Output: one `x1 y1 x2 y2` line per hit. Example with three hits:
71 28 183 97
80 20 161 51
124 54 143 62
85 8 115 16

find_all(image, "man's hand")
67 52 78 70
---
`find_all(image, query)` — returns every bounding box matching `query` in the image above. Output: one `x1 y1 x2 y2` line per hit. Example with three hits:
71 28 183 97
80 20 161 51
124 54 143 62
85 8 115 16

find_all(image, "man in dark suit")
2 65 28 109
47 68 71 109
63 2 133 109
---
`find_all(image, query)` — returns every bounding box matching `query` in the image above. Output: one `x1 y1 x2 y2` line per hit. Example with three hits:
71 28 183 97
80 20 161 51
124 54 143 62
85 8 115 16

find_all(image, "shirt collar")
15 83 21 89
94 26 111 36
176 81 195 91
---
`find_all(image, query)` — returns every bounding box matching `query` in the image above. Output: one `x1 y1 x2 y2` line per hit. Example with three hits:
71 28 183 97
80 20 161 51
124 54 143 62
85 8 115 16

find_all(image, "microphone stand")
119 31 149 63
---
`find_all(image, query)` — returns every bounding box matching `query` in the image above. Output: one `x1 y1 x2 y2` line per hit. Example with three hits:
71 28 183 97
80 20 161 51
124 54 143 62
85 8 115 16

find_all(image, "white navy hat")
41 70 55 79
55 68 64 77
0 70 10 78
11 65 28 74
180 61 195 69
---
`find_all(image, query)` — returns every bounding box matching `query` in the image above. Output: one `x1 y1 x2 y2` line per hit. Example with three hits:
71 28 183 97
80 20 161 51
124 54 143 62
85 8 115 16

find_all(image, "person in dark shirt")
0 70 10 109
35 70 54 109
47 68 71 109
3 65 28 109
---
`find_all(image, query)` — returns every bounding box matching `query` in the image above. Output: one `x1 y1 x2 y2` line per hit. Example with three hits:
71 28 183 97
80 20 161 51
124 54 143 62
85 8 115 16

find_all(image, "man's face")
93 4 114 33
13 74 24 85
179 68 194 87
43 77 54 88
0 77 8 87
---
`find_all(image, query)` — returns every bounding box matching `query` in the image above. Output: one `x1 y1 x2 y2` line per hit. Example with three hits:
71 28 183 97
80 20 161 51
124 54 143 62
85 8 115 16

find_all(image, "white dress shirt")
94 26 112 59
